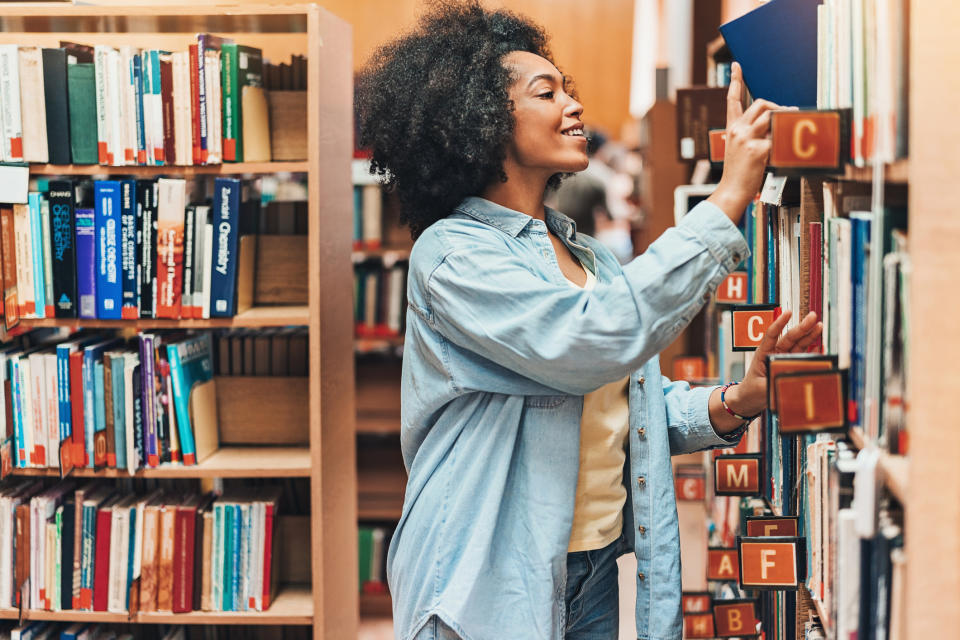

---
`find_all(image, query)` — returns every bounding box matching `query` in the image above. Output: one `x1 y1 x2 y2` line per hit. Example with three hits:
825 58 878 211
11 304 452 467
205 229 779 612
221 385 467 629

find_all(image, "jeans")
412 535 623 640
564 536 622 640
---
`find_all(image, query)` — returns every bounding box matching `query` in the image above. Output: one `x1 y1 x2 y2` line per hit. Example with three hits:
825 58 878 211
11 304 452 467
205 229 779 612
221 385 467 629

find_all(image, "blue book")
850 212 873 427
93 181 123 319
210 178 241 317
28 193 46 319
719 0 820 108
81 338 120 468
167 334 213 465
767 207 777 304
223 504 235 611
231 503 242 610
59 622 88 640
353 185 363 245
110 354 127 470
119 179 139 318
75 208 97 319
9 356 24 468
93 361 106 464
125 502 137 609
131 55 146 165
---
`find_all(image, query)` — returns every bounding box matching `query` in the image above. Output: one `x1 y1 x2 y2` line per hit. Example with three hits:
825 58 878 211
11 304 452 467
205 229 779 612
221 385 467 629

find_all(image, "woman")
357 3 821 639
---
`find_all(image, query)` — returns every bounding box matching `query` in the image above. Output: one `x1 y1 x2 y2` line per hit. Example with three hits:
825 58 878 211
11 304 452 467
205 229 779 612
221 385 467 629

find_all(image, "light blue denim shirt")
388 196 751 640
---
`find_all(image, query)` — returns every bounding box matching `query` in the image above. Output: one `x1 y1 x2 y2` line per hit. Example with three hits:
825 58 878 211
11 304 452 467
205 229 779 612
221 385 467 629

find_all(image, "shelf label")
682 592 713 613
745 516 799 537
684 613 716 639
716 272 748 304
737 536 806 590
707 547 740 582
675 464 706 501
766 354 837 410
713 600 760 637
731 305 778 351
770 110 845 171
775 369 848 434
714 454 762 496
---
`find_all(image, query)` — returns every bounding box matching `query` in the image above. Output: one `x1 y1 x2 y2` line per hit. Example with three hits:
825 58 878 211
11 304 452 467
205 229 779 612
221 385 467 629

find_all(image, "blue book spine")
82 355 95 468
75 209 97 319
93 362 106 459
111 356 126 470
132 55 146 165
10 359 23 468
209 178 241 317
850 213 872 427
93 181 123 319
231 504 241 610
744 201 755 303
56 344 71 443
119 180 138 318
125 504 136 609
28 193 46 319
80 504 96 608
767 207 777 304
148 51 163 165
353 186 363 244
222 505 234 611
138 335 158 467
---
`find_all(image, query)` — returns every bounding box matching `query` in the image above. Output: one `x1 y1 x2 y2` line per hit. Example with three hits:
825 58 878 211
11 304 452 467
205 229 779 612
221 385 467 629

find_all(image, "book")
47 180 77 318
136 179 157 319
66 63 98 164
719 0 820 108
0 45 24 162
74 207 97 320
1 207 20 330
210 178 241 317
18 46 48 164
119 180 138 319
93 181 123 319
27 193 46 319
167 334 214 466
155 178 185 319
41 48 71 165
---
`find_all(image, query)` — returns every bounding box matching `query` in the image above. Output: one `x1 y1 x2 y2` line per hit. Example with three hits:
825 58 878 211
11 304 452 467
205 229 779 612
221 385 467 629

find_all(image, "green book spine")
67 63 98 164
221 43 240 162
236 46 263 163
358 527 373 591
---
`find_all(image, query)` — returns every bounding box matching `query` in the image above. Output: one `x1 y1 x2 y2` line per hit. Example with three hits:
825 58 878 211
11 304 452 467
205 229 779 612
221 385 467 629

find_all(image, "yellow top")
563 262 629 552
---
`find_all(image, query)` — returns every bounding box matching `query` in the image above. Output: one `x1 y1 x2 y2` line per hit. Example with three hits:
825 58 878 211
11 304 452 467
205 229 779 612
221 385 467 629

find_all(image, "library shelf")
26 162 309 176
360 592 394 618
842 158 909 184
10 446 311 479
18 306 309 329
352 247 412 262
357 415 402 435
847 427 909 504
0 584 313 625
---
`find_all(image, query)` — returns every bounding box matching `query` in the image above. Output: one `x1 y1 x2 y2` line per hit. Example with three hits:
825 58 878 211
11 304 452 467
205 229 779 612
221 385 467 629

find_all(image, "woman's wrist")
707 182 753 225
725 380 767 419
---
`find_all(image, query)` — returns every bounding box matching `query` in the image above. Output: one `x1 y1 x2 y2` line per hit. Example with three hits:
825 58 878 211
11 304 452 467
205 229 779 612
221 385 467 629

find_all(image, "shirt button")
637 476 646 488
702 293 710 302
637 427 646 439
638 525 646 535
638 571 645 581
637 376 645 385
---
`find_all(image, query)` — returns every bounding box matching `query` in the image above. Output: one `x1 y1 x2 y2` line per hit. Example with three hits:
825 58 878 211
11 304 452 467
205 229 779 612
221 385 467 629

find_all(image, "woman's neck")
481 163 551 220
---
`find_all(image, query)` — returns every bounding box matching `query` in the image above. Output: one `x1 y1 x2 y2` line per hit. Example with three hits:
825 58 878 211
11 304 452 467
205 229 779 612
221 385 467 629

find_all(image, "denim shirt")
388 196 750 640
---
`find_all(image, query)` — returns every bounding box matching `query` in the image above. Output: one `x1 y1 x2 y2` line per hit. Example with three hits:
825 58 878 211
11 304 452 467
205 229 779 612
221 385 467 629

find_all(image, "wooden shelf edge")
843 158 909 183
26 162 308 176
9 446 312 479
19 306 309 329
0 584 313 625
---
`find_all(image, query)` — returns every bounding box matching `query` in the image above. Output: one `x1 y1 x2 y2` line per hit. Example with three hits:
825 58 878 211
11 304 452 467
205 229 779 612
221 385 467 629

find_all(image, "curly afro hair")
356 0 561 238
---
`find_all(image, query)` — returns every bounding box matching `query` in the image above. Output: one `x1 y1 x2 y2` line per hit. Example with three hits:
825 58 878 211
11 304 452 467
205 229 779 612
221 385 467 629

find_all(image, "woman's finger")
776 312 818 351
757 309 792 355
790 322 824 352
726 62 745 129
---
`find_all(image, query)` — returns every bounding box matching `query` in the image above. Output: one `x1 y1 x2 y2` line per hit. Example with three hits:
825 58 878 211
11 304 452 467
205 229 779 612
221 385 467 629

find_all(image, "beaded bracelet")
719 381 761 422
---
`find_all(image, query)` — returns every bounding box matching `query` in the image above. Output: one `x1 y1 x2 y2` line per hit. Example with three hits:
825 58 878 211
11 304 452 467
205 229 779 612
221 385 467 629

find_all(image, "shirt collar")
454 196 579 240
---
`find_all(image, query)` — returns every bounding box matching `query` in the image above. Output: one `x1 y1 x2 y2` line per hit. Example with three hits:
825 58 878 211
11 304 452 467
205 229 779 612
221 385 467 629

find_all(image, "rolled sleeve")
663 379 747 455
678 201 751 273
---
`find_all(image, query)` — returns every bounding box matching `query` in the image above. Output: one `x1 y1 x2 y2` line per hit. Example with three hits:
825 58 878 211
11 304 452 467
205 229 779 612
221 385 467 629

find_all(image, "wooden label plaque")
766 354 838 410
716 272 748 304
770 110 844 171
682 592 713 613
673 356 707 382
675 464 706 501
714 454 762 496
707 547 740 582
737 536 806 590
731 305 778 351
709 129 727 163
684 613 716 638
745 515 799 537
774 369 848 434
713 599 760 637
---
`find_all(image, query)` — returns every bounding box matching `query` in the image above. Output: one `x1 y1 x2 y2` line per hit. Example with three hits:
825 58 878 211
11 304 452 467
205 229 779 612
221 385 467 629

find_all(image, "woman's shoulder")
410 213 512 271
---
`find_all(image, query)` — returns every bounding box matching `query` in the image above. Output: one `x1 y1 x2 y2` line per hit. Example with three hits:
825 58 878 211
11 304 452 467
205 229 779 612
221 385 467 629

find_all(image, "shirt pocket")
523 395 568 408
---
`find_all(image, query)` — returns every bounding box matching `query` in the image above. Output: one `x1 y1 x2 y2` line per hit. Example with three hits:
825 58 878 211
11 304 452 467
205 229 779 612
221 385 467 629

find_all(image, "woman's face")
503 51 589 176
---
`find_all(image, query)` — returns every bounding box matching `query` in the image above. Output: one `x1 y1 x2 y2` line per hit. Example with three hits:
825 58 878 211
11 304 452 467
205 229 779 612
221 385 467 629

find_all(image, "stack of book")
357 525 391 595
0 36 283 166
0 331 217 471
0 177 258 325
353 259 407 340
0 480 282 614
214 329 308 378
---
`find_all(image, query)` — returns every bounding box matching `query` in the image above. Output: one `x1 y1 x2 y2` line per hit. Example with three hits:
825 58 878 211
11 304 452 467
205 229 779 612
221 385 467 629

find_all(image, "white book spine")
125 355 138 474
94 45 111 165
29 354 46 469
0 45 23 162
123 47 139 165
201 221 213 318
252 502 264 611
43 354 58 470
18 47 48 163
203 53 220 164
108 48 125 166
13 204 34 318
386 265 404 334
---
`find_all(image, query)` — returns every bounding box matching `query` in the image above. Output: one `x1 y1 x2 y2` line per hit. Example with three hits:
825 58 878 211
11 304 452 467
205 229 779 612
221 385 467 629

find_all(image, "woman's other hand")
707 62 785 224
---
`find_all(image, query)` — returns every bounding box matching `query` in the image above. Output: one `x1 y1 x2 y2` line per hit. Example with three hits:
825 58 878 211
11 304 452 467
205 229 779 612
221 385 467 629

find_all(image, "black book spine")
42 48 72 165
120 180 138 318
132 362 143 469
138 179 156 318
61 497 75 610
48 179 77 317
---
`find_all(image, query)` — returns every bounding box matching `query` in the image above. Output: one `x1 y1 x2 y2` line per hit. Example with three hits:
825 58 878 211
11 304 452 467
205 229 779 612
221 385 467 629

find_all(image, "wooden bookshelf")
352 247 412 261
27 161 309 176
0 584 313 625
0 4 357 638
19 305 309 329
11 445 311 478
842 158 909 184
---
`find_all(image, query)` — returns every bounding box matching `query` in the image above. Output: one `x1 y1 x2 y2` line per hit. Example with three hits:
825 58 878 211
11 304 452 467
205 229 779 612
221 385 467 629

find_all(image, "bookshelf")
0 3 357 638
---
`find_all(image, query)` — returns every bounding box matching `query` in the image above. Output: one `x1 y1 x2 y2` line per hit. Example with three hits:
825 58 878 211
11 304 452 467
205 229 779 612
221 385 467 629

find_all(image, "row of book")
352 184 384 251
816 0 908 165
354 261 407 340
213 329 308 378
357 525 391 595
0 177 257 325
0 36 279 167
0 480 281 615
0 331 215 472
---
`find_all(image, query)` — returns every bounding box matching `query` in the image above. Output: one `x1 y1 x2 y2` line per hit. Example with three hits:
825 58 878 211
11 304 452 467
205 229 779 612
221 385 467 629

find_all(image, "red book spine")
160 57 175 165
188 45 202 166
262 503 274 610
69 351 86 466
172 506 196 613
92 505 112 612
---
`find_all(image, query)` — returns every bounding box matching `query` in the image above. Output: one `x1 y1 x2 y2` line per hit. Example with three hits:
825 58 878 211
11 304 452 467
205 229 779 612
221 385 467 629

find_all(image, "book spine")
157 504 175 611
191 207 207 319
39 198 55 317
44 354 59 469
106 506 122 611
12 204 33 317
111 356 126 470
136 180 154 318
14 503 28 608
133 53 147 165
262 502 274 609
172 506 195 613
188 45 202 165
155 179 185 318
93 360 108 468
158 53 174 166
94 46 111 165
139 336 158 467
119 180 138 318
201 217 213 318
139 505 159 612
182 206 195 318
79 504 94 609
0 207 20 327
48 181 77 317
210 178 241 317
196 36 209 164
94 181 123 319
92 504 112 611
132 363 143 471
222 43 238 161
851 213 871 426
75 208 97 319
69 351 85 467
42 48 72 165
28 193 46 319
28 356 44 467
221 504 233 611
0 46 23 162
56 346 70 447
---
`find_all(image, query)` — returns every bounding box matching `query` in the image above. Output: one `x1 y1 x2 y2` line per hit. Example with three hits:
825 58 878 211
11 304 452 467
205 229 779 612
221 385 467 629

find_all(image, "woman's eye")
538 91 554 99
